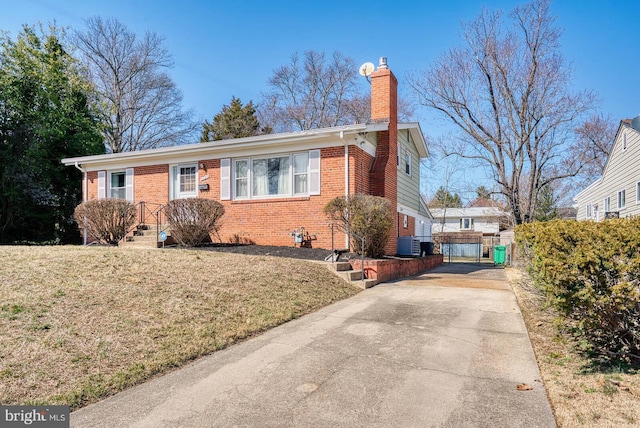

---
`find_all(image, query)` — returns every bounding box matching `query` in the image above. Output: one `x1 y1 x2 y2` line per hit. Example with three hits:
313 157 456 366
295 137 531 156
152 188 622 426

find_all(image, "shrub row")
516 219 640 363
74 198 225 247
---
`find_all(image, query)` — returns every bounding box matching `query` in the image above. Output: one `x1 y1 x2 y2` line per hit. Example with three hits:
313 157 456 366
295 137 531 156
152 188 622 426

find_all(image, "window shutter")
309 150 320 195
125 168 134 202
97 171 106 199
220 158 230 200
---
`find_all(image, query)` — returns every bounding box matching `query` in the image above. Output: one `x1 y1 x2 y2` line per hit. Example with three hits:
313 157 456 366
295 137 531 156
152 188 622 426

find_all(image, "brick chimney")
368 57 398 255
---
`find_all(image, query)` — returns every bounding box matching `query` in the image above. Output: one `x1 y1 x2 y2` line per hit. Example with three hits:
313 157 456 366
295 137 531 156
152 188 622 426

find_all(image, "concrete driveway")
71 263 555 427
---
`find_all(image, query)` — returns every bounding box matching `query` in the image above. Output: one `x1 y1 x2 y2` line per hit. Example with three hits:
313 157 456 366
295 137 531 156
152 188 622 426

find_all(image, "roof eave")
62 124 370 167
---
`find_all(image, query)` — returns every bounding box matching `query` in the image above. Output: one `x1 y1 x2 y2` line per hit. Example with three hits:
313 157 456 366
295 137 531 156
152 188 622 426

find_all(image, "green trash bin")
494 245 506 265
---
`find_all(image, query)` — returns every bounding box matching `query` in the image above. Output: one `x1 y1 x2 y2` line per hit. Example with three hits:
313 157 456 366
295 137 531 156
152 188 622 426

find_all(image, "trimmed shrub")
166 198 225 247
516 218 640 363
73 199 137 245
324 194 393 258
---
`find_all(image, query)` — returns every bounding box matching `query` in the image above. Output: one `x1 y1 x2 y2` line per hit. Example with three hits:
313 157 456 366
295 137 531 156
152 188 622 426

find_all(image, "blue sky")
1 0 638 199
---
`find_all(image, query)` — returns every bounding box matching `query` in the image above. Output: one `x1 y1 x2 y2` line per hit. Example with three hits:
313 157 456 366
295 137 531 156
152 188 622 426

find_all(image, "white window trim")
170 163 198 200
231 150 319 200
586 204 592 219
604 196 610 213
460 217 474 230
636 182 640 204
405 151 412 176
618 189 626 209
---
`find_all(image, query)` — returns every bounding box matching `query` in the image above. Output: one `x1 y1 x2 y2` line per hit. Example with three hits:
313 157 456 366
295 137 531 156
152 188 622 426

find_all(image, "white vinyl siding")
460 218 474 230
574 124 640 220
397 130 421 212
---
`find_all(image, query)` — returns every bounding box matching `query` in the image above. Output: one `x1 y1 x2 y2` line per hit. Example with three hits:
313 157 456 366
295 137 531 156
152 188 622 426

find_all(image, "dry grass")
0 246 359 410
506 267 640 427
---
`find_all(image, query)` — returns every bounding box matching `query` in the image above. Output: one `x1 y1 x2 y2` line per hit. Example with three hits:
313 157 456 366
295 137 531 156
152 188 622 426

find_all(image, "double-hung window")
405 151 411 176
293 153 309 194
460 218 474 230
586 204 592 219
98 168 133 202
604 196 610 212
618 189 626 209
109 171 126 199
229 151 318 200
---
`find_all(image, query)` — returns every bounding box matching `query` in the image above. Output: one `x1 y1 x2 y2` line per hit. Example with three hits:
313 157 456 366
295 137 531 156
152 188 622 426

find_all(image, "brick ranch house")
62 58 432 255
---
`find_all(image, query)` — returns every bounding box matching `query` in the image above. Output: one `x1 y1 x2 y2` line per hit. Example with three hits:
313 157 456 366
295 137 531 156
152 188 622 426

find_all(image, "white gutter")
73 162 88 245
339 130 350 250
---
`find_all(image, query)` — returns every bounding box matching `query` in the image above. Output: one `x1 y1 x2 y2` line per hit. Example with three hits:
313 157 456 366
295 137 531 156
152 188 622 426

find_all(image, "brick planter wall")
348 254 443 282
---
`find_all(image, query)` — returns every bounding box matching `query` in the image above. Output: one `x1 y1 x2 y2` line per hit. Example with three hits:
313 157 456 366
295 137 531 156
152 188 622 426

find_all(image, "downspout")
74 162 88 246
340 131 350 250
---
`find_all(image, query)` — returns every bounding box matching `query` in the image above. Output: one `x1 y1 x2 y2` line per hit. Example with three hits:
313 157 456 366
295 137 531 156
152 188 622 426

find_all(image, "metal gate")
438 235 501 264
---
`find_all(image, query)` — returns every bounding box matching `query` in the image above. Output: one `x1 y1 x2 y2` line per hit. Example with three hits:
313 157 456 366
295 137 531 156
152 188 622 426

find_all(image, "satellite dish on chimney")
359 62 375 77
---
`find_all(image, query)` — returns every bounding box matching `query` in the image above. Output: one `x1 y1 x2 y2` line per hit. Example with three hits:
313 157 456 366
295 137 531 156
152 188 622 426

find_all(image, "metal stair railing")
328 223 365 282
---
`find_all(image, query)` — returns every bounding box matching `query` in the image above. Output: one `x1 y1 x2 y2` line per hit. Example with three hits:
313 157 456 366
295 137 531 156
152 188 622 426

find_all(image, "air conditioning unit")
397 237 420 256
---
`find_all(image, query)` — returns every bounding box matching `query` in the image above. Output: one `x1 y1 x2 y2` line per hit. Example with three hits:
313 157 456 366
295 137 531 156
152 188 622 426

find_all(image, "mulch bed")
197 244 356 261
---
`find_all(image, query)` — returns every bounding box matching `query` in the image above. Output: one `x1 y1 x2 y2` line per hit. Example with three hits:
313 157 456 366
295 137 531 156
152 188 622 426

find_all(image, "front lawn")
0 246 359 409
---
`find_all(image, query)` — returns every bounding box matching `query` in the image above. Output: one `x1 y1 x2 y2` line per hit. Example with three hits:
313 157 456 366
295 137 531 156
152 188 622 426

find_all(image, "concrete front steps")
325 261 378 289
121 224 171 248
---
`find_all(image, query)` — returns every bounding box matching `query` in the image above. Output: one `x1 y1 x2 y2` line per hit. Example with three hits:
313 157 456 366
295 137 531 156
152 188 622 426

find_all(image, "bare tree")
75 17 197 153
572 113 617 178
408 0 596 225
259 51 367 132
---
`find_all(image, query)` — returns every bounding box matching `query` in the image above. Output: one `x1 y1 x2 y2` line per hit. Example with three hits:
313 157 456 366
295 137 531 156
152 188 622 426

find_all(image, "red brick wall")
80 65 403 255
134 165 169 205
398 213 415 238
349 254 443 282
369 65 398 254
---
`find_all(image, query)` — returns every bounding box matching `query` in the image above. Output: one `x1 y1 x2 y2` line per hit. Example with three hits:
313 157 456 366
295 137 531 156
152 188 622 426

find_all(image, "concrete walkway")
71 263 556 427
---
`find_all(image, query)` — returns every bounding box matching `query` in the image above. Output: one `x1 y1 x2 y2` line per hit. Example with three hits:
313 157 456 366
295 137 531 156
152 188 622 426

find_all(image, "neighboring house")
62 58 430 255
430 206 508 259
574 118 640 221
430 207 507 236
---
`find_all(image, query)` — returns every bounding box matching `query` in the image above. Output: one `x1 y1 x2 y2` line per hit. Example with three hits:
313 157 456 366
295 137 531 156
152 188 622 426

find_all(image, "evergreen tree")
201 97 268 141
0 25 104 243
534 184 558 222
429 186 463 208
475 186 491 199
